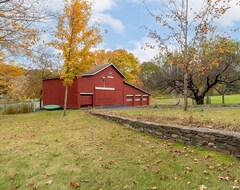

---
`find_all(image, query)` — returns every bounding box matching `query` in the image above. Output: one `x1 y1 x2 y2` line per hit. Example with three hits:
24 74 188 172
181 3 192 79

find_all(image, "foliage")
149 37 240 104
8 43 61 100
95 49 141 85
140 61 160 91
144 0 235 110
0 63 24 96
52 0 102 86
0 110 239 189
51 0 102 115
0 0 47 61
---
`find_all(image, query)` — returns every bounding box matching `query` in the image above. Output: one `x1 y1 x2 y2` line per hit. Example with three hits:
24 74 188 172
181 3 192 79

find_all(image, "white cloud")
217 0 240 26
127 38 159 63
94 12 125 33
92 0 125 34
92 0 116 12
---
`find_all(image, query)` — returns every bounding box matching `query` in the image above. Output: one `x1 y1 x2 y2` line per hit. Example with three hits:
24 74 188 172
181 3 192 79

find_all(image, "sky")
42 0 240 63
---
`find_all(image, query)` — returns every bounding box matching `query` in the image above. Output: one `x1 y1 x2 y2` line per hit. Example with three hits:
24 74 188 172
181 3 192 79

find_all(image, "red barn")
42 64 150 108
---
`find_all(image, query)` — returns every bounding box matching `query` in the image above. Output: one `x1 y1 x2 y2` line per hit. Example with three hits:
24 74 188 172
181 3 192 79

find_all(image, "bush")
3 102 34 114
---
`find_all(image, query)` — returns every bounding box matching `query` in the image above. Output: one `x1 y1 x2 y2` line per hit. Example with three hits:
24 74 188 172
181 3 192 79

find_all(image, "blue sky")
43 0 240 63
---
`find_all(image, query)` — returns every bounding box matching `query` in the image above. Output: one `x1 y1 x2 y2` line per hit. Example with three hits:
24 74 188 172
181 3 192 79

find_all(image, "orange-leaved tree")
51 0 102 116
0 62 24 96
94 49 141 86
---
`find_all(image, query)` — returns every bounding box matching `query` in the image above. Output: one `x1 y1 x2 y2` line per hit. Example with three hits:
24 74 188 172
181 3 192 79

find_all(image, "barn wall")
78 66 125 107
43 78 79 108
123 83 149 106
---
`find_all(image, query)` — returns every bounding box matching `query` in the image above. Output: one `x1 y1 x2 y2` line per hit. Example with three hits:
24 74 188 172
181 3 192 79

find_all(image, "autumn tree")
151 37 240 104
144 0 235 110
94 49 141 86
0 0 48 61
0 63 24 97
51 0 102 116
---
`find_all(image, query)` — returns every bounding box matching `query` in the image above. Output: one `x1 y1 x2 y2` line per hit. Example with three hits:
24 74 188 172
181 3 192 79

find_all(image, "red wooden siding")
42 64 150 108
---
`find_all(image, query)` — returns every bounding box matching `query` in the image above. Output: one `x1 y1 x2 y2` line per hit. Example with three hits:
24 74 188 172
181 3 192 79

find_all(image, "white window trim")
126 94 134 97
143 95 149 97
107 76 114 79
95 87 115 91
135 95 142 97
80 92 93 95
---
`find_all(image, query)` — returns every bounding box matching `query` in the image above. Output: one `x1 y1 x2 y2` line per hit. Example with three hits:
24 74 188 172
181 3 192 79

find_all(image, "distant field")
0 110 239 189
151 94 240 106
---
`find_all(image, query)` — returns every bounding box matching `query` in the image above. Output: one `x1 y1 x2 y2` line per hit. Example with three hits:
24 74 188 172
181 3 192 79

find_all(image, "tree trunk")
63 85 68 116
183 72 188 111
222 93 225 104
196 96 204 105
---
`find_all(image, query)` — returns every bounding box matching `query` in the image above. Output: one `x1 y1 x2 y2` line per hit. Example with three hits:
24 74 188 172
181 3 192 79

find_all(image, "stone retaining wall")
92 112 240 159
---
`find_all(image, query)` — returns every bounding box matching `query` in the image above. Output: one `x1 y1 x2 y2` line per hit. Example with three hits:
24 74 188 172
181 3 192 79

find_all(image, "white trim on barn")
80 92 93 95
95 87 115 91
135 95 142 97
143 95 149 97
126 94 134 97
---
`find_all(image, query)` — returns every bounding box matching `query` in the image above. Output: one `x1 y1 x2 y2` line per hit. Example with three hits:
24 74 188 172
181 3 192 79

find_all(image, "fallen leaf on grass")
151 187 157 190
33 185 40 189
46 180 53 185
161 175 169 180
184 167 192 174
199 184 207 190
70 182 80 188
152 168 160 174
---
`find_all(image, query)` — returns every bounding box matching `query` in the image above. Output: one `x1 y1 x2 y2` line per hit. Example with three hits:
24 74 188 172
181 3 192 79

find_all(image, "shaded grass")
0 110 239 189
99 107 240 132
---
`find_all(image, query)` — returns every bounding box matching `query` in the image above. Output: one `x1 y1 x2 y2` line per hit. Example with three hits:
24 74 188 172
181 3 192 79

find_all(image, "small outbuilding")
42 64 150 108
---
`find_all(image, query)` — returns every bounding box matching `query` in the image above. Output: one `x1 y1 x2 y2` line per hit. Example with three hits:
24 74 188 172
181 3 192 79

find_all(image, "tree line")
1 0 240 114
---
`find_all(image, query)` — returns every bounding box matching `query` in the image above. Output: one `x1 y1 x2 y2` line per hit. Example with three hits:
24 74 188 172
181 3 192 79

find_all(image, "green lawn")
0 110 239 189
152 94 240 106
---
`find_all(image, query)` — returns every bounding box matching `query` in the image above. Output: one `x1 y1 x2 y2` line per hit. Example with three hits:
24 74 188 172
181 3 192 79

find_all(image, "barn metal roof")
81 63 126 78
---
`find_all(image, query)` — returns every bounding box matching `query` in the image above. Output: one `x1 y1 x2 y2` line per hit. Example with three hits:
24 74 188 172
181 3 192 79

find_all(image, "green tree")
140 61 160 91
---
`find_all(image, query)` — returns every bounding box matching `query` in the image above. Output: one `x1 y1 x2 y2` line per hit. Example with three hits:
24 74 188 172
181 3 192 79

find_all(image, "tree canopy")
146 37 240 104
51 0 102 115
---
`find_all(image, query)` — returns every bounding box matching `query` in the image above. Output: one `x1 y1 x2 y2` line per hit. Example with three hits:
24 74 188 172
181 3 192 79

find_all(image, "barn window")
126 98 133 102
135 98 140 101
143 98 147 101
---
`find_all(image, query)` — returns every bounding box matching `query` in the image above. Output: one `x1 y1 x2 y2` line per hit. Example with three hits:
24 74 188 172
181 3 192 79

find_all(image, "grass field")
152 94 240 106
0 110 239 189
98 107 240 132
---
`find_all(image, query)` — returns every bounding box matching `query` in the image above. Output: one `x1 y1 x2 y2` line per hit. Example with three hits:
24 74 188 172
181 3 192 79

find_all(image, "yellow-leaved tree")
94 49 141 86
51 0 102 116
0 62 24 97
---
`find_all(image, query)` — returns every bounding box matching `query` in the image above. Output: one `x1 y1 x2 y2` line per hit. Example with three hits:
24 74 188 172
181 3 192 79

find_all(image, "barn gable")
81 63 126 78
